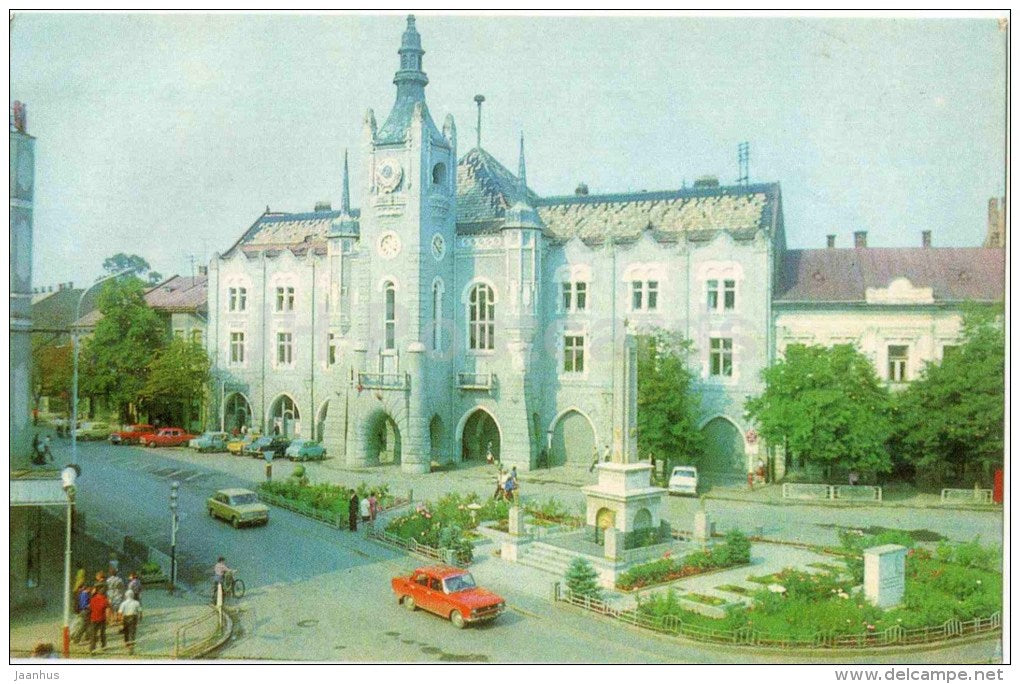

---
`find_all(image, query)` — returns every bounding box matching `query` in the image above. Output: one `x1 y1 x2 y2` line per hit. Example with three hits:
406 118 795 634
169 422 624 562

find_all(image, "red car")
391 565 505 629
109 424 154 445
138 428 196 448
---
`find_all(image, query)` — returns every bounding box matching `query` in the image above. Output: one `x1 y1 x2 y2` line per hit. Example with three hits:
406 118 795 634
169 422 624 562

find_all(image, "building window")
564 335 585 373
709 337 733 377
327 333 337 366
707 280 719 310
191 329 202 345
276 286 295 312
432 281 443 352
562 281 588 312
631 281 658 311
228 287 247 312
468 283 495 351
277 332 293 366
384 281 396 351
230 332 245 365
888 345 908 382
723 280 736 309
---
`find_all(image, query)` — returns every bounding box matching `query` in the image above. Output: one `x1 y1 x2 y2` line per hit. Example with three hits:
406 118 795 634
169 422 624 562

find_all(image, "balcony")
357 372 410 391
457 372 496 391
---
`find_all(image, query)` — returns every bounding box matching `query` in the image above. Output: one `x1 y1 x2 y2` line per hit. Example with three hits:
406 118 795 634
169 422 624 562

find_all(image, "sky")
10 12 1008 290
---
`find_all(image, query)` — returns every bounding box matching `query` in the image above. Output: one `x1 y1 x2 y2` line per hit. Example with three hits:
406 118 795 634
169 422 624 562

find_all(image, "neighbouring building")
984 196 1006 248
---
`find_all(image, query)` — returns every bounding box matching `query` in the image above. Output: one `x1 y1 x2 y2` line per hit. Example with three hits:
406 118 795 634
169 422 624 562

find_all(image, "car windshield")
442 573 477 593
230 493 258 505
290 440 305 447
672 468 696 478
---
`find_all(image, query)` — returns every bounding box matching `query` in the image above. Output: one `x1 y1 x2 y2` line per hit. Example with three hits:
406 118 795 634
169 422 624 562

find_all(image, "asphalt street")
66 440 1002 663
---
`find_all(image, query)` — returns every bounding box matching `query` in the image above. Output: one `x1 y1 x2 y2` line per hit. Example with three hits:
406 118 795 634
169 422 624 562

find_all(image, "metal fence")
553 585 1000 649
941 488 994 504
257 491 410 530
173 608 228 659
366 526 470 567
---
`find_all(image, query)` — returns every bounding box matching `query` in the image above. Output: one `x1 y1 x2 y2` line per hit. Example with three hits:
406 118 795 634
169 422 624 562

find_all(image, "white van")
668 465 699 496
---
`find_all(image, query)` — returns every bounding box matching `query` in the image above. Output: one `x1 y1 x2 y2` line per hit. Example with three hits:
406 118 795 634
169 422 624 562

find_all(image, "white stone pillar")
864 544 907 608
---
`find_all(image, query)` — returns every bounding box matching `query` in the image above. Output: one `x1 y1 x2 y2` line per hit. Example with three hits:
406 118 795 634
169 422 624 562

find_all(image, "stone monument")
863 544 907 608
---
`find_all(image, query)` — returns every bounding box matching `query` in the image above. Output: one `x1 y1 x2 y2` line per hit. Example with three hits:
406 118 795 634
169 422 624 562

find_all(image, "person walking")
71 584 92 644
368 492 379 523
494 468 506 500
43 435 53 463
348 491 359 532
118 590 142 654
127 572 142 605
359 494 371 524
88 586 110 654
106 570 125 626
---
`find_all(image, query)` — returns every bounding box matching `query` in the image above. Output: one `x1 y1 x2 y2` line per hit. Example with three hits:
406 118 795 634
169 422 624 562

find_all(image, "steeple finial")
517 132 527 192
341 149 350 214
473 94 485 149
394 14 428 101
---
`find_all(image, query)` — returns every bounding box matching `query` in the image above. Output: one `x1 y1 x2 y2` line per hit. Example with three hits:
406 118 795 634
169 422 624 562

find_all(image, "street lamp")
60 464 79 658
169 481 179 592
70 269 132 466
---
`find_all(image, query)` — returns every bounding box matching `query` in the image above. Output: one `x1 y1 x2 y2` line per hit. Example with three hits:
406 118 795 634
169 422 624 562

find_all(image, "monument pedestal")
864 544 907 608
583 462 666 537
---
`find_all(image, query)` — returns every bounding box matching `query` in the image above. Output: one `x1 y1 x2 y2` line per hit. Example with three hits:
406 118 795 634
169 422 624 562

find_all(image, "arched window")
432 279 444 352
468 283 495 351
383 281 396 350
432 162 446 187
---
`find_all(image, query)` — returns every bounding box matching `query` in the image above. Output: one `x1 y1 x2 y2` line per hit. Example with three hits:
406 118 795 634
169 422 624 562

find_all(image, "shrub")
564 558 602 599
722 529 751 564
140 561 161 575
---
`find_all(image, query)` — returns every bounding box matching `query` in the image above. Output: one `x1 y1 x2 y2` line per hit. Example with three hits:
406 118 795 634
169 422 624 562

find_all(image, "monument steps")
516 541 591 577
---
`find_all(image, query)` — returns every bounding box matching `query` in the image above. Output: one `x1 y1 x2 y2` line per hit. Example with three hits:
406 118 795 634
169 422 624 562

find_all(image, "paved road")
66 440 1002 663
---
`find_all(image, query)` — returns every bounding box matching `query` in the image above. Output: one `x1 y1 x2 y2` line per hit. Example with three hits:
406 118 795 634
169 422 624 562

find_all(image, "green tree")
890 306 1004 486
564 557 602 599
103 253 151 278
636 329 705 472
147 271 164 285
140 338 211 430
745 344 892 478
79 278 166 421
32 340 72 409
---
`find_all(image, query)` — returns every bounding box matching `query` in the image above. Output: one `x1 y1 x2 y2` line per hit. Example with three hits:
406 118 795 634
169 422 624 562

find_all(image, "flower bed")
683 592 728 606
635 535 1002 642
616 529 751 590
385 492 509 564
256 480 394 522
717 584 752 596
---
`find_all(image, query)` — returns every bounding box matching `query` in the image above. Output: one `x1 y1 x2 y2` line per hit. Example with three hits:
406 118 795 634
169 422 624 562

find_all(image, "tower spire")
341 149 350 214
474 94 485 149
393 14 428 102
517 132 527 193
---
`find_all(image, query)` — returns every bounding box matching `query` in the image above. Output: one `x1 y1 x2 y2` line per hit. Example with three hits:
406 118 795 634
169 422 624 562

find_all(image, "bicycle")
213 572 246 600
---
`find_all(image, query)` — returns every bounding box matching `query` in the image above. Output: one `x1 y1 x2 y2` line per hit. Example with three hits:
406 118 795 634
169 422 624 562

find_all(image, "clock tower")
349 15 456 473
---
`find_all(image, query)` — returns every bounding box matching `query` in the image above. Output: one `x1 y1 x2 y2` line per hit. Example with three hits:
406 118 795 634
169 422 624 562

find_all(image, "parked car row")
104 424 326 461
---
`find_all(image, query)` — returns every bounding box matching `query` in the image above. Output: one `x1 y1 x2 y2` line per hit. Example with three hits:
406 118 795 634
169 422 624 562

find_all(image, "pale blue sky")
10 13 1007 289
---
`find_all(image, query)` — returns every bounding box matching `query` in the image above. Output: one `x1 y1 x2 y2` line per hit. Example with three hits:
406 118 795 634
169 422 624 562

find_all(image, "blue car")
285 439 327 461
189 431 229 453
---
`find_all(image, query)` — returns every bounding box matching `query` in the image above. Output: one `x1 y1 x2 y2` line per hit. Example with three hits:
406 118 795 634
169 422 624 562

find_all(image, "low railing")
832 485 882 502
257 490 409 530
357 372 410 391
366 526 470 567
457 372 496 390
941 488 994 504
173 608 227 659
781 483 883 502
553 585 1001 649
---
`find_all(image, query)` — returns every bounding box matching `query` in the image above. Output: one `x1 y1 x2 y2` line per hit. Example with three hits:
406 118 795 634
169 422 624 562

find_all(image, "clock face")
378 232 402 259
375 158 403 193
431 233 446 261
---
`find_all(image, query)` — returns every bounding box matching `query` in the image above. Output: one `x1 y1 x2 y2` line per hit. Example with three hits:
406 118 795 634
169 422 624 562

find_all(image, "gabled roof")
456 147 539 232
31 287 100 333
535 183 780 245
775 248 1005 303
74 275 208 329
226 209 361 256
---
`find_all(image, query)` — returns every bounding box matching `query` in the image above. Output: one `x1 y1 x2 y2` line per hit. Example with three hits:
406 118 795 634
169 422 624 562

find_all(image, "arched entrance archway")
549 409 596 467
595 507 616 545
316 400 329 441
700 416 745 480
460 409 500 462
224 393 252 434
429 415 444 461
269 394 301 437
366 411 401 465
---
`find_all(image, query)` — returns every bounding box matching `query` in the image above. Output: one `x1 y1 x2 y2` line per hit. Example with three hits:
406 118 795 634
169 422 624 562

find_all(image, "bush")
565 558 602 599
384 491 507 562
140 561 161 575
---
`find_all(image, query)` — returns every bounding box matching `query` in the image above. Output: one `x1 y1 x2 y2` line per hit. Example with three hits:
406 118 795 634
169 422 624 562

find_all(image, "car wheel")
450 611 466 629
403 596 416 612
231 517 240 529
148 441 157 448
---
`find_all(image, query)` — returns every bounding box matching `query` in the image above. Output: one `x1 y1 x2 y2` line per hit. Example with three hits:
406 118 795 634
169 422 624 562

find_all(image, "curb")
703 492 1001 513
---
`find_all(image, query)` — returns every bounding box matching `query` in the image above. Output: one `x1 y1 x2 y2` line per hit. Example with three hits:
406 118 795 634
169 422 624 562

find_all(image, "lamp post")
70 269 131 466
169 481 179 592
60 465 79 658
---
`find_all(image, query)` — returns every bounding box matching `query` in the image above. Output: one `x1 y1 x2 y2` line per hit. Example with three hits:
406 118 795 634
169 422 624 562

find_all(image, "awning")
10 477 67 507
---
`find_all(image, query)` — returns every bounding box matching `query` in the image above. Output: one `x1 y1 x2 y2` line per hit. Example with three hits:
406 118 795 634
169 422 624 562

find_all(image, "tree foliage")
890 305 1005 485
32 339 72 405
745 344 892 477
79 278 166 420
103 253 151 278
140 338 211 428
564 557 602 599
636 328 705 469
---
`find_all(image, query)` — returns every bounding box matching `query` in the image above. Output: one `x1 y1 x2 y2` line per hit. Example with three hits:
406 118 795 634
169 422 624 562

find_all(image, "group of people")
494 466 520 502
347 490 381 532
71 557 143 655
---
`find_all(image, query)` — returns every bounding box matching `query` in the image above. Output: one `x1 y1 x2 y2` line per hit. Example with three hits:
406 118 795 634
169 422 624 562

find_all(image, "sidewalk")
10 586 221 660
